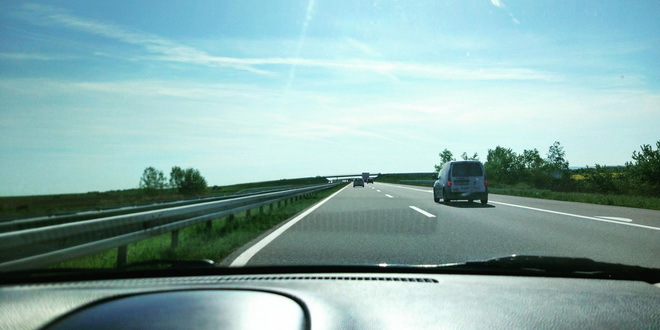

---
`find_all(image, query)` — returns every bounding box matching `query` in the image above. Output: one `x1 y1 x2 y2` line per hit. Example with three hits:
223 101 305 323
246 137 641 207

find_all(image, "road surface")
225 183 660 268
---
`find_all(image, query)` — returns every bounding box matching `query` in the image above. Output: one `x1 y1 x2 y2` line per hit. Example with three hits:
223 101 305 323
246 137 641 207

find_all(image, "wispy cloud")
15 3 553 83
19 3 270 74
286 0 317 90
0 52 72 61
489 0 520 24
346 38 381 57
490 0 503 8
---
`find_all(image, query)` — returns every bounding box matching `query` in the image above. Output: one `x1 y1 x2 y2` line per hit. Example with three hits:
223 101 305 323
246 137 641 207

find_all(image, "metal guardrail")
0 183 339 271
0 184 322 233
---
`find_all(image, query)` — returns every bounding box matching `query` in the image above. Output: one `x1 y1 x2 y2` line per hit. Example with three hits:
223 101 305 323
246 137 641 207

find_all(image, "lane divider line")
595 216 633 223
409 206 436 218
490 201 659 231
385 194 394 198
229 184 351 267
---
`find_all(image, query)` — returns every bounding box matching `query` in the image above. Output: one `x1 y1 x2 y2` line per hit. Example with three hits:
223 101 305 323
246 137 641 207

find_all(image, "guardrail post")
117 245 127 268
246 209 251 217
259 205 264 215
171 229 179 248
224 214 235 232
206 220 212 230
269 203 273 212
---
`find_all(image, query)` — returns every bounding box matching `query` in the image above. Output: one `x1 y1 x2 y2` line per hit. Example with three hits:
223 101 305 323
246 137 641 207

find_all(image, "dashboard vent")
218 276 438 283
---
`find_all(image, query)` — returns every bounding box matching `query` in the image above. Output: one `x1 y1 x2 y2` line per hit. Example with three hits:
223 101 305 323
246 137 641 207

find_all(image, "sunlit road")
226 183 660 268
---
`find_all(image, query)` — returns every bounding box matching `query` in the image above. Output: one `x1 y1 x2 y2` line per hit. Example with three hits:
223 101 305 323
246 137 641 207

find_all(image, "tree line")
436 141 660 196
139 166 208 196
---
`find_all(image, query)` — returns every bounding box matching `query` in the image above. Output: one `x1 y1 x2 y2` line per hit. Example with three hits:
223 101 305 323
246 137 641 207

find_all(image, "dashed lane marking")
409 206 436 218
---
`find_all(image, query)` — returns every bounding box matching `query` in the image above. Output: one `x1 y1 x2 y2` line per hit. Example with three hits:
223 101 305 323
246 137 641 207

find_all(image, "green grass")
51 184 345 269
489 187 660 210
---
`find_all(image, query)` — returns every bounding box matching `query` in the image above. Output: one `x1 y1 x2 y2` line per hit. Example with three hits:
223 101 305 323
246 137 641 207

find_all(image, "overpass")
323 173 378 182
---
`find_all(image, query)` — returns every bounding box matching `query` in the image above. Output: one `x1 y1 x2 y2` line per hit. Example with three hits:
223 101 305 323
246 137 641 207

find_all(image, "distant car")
353 178 365 187
366 178 374 184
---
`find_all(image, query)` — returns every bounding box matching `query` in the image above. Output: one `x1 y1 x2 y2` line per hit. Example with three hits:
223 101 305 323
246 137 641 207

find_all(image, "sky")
1 0 658 196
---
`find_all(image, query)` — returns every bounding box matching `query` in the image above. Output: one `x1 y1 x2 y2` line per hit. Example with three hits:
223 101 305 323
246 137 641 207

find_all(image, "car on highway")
1 1 659 329
433 161 488 204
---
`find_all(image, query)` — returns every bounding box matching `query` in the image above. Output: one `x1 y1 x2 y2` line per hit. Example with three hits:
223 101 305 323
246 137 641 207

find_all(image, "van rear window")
452 163 483 177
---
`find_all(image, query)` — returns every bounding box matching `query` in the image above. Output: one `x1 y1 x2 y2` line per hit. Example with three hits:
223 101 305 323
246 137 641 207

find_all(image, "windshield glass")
451 163 483 177
1 0 658 274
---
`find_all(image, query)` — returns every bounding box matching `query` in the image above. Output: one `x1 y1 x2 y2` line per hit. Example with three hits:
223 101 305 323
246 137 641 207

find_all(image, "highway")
225 183 660 268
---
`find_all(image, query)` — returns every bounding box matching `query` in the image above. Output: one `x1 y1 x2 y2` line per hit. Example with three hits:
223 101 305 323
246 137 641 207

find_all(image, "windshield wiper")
431 255 660 282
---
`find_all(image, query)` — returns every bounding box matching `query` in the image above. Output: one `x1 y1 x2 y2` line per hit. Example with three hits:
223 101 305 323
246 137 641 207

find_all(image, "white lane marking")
409 206 436 218
380 183 433 193
377 190 381 192
229 184 350 267
385 194 394 198
490 201 659 231
595 216 633 223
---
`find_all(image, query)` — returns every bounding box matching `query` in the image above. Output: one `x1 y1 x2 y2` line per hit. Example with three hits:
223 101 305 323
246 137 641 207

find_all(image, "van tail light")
447 180 452 187
484 179 488 186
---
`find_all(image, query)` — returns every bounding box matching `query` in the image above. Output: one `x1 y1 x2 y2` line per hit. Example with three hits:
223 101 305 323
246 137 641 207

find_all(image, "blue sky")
1 0 658 196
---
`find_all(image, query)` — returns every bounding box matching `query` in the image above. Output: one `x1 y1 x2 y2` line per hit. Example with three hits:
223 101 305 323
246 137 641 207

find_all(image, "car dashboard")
2 271 659 329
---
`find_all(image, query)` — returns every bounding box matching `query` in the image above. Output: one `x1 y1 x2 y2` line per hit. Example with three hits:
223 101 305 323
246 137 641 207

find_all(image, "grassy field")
52 183 345 269
488 187 660 211
0 176 328 220
375 173 660 211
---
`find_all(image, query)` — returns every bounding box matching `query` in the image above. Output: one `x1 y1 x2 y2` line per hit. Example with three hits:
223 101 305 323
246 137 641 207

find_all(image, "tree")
461 152 479 161
139 166 167 194
169 166 184 189
485 146 523 185
170 166 207 195
546 141 569 174
520 148 549 186
583 164 619 194
626 141 660 194
435 149 455 172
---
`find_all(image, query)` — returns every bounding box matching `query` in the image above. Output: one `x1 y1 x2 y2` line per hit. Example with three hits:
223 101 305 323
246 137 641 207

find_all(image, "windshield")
1 1 659 274
451 163 483 177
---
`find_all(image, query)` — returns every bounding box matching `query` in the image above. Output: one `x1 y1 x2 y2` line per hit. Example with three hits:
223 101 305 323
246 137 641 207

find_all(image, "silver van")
433 161 488 204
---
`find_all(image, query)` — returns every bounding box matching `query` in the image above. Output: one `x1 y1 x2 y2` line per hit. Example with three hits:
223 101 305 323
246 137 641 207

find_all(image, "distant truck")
362 172 369 182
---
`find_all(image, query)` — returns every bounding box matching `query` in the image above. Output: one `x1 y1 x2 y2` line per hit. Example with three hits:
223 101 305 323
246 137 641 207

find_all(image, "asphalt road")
225 183 660 268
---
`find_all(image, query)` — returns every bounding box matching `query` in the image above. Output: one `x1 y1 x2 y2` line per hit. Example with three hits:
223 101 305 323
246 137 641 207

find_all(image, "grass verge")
52 184 345 269
488 187 660 211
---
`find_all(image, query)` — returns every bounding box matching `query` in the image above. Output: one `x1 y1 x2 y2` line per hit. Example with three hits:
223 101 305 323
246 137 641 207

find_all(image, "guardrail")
0 183 340 271
0 184 323 233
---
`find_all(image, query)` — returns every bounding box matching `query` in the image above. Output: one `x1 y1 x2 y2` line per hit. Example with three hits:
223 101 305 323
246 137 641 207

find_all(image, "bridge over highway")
323 173 378 182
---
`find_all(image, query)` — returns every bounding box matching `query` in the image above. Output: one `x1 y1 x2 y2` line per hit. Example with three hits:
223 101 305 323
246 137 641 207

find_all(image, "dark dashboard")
2 271 659 329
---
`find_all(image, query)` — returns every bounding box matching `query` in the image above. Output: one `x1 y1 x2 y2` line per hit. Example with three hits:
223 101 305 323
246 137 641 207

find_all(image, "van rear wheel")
480 198 488 205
